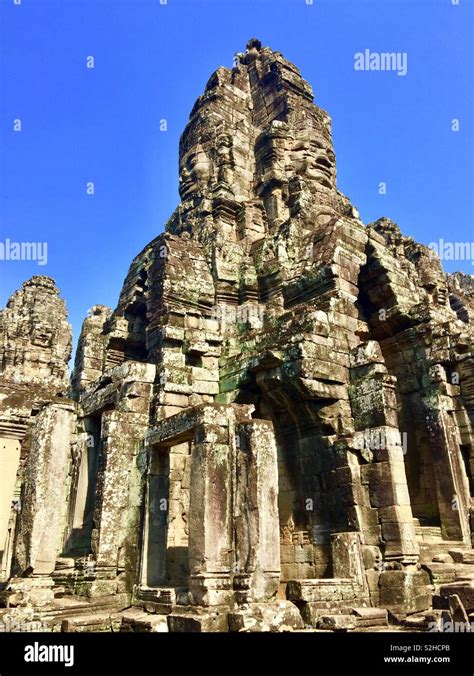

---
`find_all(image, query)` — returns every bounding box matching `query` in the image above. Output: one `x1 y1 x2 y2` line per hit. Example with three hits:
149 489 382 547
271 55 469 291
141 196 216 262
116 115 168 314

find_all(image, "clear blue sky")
1 0 473 360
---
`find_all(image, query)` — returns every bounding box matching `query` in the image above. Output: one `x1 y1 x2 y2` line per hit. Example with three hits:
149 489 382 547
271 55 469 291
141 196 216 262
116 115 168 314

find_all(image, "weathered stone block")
228 601 304 632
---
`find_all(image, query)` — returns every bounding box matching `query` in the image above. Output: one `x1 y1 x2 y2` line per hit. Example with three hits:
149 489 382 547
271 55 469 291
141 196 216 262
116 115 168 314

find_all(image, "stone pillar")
88 362 155 594
350 343 419 563
0 438 21 578
93 411 145 570
140 450 169 587
18 403 75 575
233 419 280 603
188 421 234 606
360 426 419 562
424 403 471 543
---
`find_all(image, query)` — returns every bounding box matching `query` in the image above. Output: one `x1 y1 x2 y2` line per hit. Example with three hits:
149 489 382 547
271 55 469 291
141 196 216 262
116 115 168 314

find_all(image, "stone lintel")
146 403 254 448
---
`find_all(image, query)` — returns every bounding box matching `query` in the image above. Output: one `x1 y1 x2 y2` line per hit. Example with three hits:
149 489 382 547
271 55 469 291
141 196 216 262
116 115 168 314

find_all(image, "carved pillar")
0 438 21 580
89 363 155 595
188 421 234 606
233 419 280 603
93 411 147 573
350 342 419 563
18 403 76 575
424 401 471 543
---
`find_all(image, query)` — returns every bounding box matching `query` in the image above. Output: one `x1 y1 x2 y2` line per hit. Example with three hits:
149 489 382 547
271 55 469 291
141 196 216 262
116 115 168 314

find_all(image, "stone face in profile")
178 145 212 200
0 40 473 634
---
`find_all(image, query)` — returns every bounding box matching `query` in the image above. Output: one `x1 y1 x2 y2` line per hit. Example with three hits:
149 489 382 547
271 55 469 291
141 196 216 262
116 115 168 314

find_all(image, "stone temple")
1 39 473 632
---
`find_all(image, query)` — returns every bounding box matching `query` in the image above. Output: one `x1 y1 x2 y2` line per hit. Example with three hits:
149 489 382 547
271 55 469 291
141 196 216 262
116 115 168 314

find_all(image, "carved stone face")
292 140 336 189
179 146 211 200
436 286 448 306
363 545 383 571
31 323 53 348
